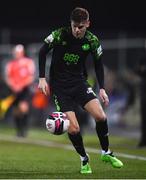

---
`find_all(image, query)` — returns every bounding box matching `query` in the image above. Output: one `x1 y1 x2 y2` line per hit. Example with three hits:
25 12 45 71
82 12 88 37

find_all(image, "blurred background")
0 0 146 146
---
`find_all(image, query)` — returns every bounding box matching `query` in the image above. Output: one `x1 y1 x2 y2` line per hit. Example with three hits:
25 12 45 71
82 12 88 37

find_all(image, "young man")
38 7 123 173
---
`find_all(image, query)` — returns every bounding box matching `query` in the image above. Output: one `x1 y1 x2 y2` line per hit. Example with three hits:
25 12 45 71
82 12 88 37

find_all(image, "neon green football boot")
80 154 92 174
101 152 123 168
80 162 92 174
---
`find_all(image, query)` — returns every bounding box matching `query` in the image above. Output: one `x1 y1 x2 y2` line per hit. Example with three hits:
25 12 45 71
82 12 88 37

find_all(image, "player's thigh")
84 98 106 121
65 111 80 134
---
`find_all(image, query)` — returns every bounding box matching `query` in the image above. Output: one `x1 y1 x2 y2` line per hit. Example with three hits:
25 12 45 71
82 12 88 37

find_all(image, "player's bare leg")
66 111 92 173
85 99 123 168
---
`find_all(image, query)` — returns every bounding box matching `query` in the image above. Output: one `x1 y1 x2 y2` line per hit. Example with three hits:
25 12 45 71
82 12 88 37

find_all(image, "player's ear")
86 20 90 28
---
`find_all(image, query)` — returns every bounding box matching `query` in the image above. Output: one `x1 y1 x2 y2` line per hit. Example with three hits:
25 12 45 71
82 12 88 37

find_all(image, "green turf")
0 127 146 179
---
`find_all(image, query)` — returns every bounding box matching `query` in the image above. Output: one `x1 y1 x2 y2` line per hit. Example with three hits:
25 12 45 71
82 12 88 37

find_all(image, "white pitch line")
0 135 146 161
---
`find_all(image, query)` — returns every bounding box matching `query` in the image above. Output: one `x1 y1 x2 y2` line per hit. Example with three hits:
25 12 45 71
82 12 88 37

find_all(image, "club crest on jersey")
82 44 90 51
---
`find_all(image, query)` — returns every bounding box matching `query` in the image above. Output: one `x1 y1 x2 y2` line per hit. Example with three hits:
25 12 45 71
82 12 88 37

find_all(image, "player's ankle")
80 154 89 165
101 149 111 155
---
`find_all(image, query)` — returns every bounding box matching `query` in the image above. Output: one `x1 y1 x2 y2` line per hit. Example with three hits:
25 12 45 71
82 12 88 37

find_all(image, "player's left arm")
91 42 109 106
94 57 109 106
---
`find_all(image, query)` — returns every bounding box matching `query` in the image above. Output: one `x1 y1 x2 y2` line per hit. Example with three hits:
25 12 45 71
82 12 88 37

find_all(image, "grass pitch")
0 127 146 179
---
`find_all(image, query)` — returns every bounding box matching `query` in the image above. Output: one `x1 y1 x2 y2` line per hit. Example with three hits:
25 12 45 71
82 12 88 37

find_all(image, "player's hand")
99 88 109 106
38 78 49 96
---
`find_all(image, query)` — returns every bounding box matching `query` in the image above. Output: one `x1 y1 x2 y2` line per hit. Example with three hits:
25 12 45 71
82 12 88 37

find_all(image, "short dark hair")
70 7 89 23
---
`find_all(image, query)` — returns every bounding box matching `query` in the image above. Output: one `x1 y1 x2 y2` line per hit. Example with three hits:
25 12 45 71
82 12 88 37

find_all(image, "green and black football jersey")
39 27 104 88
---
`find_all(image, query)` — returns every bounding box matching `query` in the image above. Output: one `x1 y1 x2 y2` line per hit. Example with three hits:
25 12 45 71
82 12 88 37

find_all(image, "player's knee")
95 112 107 122
68 124 80 134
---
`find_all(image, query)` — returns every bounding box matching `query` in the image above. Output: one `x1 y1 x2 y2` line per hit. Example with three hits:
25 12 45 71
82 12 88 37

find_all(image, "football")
46 112 70 135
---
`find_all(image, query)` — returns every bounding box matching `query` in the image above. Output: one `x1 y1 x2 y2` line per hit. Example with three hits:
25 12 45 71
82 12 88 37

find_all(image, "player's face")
71 20 90 39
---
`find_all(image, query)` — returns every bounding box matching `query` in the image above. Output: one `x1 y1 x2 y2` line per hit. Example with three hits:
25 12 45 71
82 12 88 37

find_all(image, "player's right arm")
38 43 51 96
38 28 64 95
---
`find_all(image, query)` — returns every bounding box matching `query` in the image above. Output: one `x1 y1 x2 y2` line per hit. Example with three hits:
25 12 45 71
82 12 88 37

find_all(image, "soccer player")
38 7 123 173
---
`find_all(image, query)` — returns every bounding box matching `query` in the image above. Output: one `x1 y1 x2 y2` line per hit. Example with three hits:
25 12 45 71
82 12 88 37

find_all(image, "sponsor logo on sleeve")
45 34 54 43
97 45 102 56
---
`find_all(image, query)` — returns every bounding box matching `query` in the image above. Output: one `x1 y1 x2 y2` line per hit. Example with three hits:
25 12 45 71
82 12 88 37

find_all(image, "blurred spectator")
5 44 35 137
105 69 136 126
135 56 146 147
